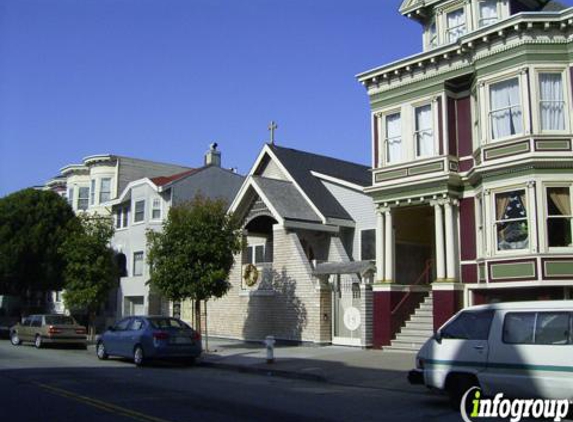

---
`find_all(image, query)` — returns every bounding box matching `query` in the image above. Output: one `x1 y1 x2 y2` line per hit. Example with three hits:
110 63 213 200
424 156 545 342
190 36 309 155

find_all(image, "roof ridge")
268 144 369 169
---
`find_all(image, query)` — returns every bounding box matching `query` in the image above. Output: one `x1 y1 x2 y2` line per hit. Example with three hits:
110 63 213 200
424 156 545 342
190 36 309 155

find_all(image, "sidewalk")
200 337 420 393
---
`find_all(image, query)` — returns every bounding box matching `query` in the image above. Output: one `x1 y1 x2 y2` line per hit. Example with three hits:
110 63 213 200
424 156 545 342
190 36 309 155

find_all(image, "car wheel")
96 342 108 360
133 345 144 367
447 374 479 411
10 332 21 346
34 335 43 349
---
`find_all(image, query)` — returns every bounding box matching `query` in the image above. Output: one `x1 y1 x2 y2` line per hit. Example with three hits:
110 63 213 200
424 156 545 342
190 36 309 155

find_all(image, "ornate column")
444 199 459 281
433 201 445 281
384 208 394 283
375 207 385 283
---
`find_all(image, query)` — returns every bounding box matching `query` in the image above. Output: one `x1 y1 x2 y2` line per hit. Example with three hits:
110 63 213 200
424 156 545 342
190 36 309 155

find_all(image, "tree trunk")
194 300 201 335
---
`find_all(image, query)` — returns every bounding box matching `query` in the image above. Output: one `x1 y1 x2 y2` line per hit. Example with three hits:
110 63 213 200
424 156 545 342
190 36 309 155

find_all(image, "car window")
45 316 75 325
30 316 42 328
441 310 494 340
504 312 572 345
113 318 131 331
129 319 144 331
148 318 189 329
22 318 32 326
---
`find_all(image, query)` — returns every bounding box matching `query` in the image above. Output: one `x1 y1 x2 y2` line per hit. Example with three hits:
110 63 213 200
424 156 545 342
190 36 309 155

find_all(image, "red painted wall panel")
456 96 473 157
459 197 476 261
433 290 462 331
446 97 456 156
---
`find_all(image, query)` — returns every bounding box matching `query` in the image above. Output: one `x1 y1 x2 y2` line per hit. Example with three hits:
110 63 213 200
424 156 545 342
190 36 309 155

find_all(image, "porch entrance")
332 275 362 346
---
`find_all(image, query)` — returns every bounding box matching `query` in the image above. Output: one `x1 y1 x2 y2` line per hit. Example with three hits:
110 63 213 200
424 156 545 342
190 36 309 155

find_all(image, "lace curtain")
479 0 498 27
490 78 522 140
540 73 565 131
415 105 434 157
386 113 402 163
447 9 466 42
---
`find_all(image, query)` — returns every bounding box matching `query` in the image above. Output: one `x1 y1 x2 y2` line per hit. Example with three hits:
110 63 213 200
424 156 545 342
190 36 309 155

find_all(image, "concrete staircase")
384 292 434 353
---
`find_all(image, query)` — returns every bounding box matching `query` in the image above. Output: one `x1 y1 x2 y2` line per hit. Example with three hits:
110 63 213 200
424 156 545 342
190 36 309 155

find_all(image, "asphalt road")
0 339 464 422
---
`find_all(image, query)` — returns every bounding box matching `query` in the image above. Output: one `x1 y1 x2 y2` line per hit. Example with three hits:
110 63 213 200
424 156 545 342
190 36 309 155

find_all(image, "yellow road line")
34 382 176 422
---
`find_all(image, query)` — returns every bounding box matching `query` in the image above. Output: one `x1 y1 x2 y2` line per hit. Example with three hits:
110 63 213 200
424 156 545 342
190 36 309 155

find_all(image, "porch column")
433 201 446 281
375 208 385 282
444 200 458 281
384 208 394 283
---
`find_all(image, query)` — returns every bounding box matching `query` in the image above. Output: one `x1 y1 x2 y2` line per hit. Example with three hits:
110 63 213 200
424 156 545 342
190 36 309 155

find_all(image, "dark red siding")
433 290 462 330
461 264 477 284
456 96 473 157
447 97 456 156
438 97 444 156
459 197 476 261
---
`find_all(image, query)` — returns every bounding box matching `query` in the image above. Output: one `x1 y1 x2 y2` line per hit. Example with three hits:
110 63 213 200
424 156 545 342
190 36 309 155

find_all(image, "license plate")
172 337 192 344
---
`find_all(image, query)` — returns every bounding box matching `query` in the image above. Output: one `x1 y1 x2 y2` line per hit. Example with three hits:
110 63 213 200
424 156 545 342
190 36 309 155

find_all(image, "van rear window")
503 312 572 345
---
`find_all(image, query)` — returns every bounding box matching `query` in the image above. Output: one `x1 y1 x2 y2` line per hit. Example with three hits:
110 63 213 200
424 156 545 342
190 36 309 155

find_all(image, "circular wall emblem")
343 307 361 331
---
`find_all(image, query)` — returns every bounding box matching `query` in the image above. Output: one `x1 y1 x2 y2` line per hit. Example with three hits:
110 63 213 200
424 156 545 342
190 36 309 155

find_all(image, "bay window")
90 179 96 205
414 104 434 158
78 187 89 211
99 178 111 203
446 8 466 43
489 77 523 140
546 187 572 248
478 0 498 27
539 73 566 132
495 190 528 251
385 112 403 164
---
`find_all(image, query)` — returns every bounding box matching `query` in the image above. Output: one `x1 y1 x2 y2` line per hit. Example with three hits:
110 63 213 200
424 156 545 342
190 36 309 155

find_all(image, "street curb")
199 360 327 383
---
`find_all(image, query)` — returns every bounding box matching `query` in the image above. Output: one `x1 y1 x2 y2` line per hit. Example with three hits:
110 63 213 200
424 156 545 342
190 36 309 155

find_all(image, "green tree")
146 195 243 334
0 188 75 302
60 214 117 337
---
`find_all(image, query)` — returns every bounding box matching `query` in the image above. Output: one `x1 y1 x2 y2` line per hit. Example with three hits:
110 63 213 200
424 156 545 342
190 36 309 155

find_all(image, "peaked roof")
267 144 370 221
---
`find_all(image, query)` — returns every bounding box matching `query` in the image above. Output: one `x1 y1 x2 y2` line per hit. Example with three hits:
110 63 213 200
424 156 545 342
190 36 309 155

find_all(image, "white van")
408 300 573 406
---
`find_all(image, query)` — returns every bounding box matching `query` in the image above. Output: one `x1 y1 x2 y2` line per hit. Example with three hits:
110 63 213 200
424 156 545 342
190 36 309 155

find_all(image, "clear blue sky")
1 0 570 197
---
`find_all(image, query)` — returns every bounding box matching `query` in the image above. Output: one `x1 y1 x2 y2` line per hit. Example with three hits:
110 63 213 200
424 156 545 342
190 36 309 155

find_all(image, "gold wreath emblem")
243 263 259 287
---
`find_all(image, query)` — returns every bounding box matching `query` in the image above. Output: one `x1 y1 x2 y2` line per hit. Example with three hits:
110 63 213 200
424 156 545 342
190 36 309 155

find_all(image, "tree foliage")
0 188 75 296
60 214 117 323
146 195 243 308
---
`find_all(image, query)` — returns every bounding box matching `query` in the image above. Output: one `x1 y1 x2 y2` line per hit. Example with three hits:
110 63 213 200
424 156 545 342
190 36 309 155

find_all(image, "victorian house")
357 0 573 349
110 144 244 319
207 144 377 347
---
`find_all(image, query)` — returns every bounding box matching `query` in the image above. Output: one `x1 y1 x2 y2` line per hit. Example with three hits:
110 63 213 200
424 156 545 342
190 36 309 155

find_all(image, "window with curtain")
385 113 402 164
479 0 498 27
99 178 111 203
446 8 466 43
414 104 434 157
495 190 528 251
489 78 523 140
546 187 572 247
78 187 89 211
133 252 144 276
539 73 565 132
90 179 96 205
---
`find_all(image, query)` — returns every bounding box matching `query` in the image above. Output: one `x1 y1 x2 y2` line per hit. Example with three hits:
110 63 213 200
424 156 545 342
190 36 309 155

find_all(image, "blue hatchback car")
96 316 202 366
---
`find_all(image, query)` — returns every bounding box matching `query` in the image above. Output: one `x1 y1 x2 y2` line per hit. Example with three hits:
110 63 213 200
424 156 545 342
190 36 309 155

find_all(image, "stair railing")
391 259 433 316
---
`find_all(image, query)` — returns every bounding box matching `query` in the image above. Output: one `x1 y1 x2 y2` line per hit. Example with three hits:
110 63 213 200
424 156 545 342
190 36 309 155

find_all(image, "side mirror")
433 331 442 344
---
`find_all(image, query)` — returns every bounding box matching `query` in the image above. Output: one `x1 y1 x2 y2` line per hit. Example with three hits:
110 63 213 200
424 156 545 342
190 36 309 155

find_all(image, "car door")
105 318 131 356
18 317 33 341
424 310 493 390
123 318 146 356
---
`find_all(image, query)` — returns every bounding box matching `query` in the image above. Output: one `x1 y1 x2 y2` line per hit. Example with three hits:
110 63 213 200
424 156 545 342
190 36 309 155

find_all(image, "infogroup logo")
460 387 570 422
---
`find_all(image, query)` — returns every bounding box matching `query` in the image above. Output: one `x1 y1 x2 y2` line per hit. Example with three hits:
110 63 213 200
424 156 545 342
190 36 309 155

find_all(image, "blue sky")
1 0 570 196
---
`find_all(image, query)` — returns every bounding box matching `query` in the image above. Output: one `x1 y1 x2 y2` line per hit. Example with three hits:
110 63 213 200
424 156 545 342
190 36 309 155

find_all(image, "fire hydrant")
264 335 275 364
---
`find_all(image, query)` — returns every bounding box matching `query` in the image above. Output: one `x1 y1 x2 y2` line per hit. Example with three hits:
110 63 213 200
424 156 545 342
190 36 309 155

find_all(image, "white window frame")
476 0 500 28
90 179 96 206
359 228 376 261
78 186 90 211
133 252 144 277
479 69 531 145
413 102 436 158
67 187 74 207
246 243 266 265
531 67 571 135
133 199 146 224
99 178 112 204
151 198 162 221
384 111 403 165
543 183 573 251
426 18 439 49
445 7 467 44
491 187 531 255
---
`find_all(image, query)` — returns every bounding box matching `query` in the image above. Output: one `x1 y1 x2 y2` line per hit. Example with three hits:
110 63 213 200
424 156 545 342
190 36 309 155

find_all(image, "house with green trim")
357 0 573 350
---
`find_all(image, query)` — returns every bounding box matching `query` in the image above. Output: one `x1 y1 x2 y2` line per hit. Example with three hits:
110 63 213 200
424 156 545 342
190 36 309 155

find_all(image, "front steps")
384 292 434 353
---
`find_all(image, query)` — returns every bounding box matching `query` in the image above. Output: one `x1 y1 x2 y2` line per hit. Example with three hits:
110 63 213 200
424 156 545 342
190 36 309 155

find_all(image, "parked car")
96 316 202 366
10 314 87 348
408 300 573 407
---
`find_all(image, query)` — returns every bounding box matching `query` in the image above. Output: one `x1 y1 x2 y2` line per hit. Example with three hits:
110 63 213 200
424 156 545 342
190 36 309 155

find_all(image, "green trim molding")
490 261 536 281
543 260 573 278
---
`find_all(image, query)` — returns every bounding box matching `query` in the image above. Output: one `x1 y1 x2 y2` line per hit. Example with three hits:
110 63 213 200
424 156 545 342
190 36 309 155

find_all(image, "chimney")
205 142 221 167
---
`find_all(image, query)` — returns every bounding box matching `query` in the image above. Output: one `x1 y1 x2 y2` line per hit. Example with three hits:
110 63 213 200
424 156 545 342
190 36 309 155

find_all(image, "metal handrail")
391 259 433 316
